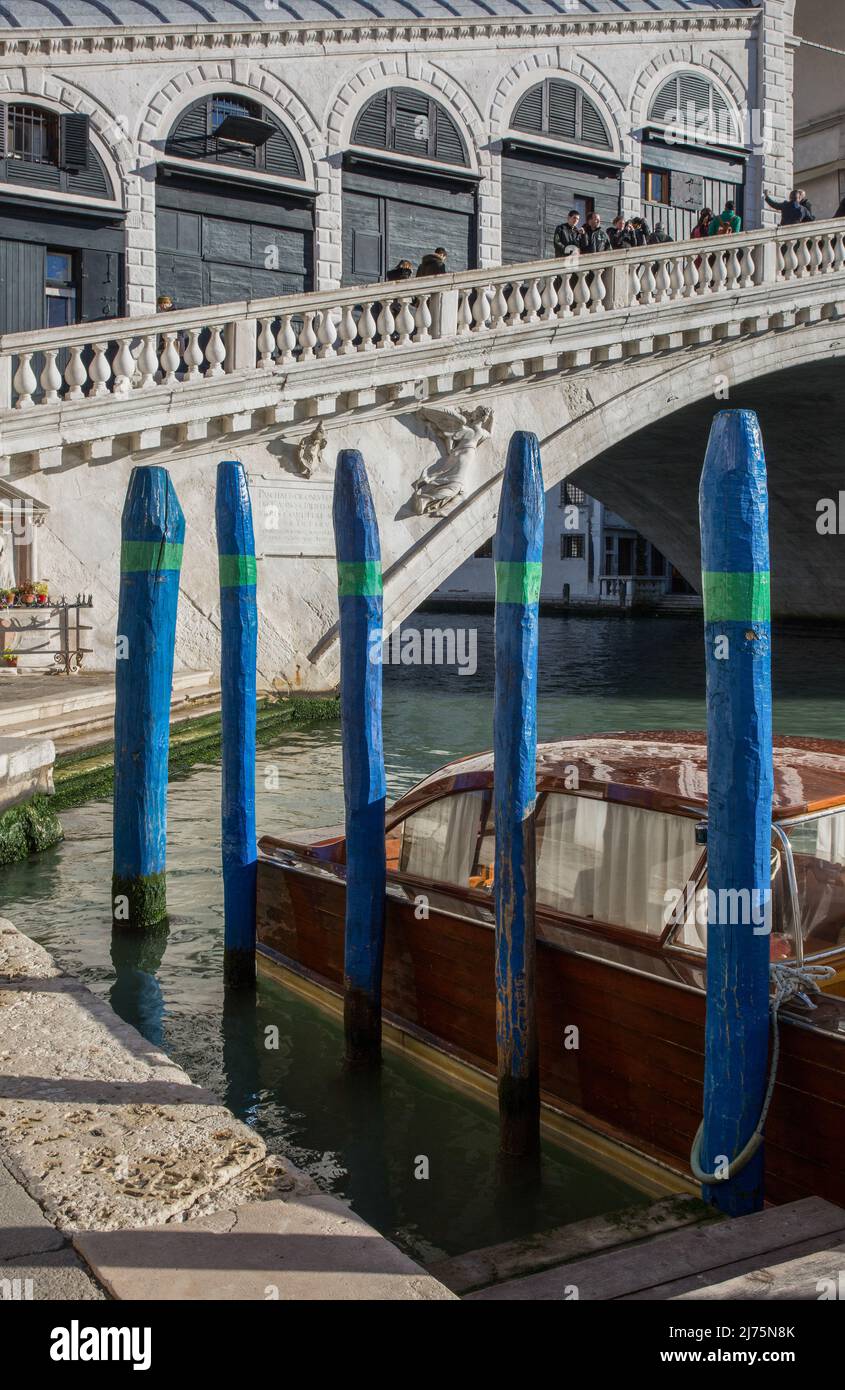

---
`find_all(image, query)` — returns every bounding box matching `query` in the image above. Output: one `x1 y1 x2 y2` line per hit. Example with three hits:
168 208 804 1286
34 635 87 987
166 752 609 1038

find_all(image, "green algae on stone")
0 794 64 866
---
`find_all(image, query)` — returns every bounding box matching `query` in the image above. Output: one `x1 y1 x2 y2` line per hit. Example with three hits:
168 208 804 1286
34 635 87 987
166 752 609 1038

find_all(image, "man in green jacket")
708 201 742 235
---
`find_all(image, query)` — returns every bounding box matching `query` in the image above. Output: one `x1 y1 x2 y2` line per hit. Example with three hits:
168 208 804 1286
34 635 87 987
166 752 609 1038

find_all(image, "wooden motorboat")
256 731 845 1205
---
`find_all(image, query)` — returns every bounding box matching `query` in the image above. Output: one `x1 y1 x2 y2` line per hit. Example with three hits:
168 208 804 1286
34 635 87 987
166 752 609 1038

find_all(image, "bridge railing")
2 219 845 411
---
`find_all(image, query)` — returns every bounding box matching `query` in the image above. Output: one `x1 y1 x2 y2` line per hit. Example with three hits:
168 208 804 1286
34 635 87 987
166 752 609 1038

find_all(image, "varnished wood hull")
256 856 845 1208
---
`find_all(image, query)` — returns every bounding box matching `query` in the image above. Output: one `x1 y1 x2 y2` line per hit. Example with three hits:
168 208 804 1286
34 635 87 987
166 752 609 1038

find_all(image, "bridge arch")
311 321 845 684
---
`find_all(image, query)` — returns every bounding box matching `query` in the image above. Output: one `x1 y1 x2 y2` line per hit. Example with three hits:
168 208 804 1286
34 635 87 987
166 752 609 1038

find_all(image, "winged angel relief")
411 405 493 516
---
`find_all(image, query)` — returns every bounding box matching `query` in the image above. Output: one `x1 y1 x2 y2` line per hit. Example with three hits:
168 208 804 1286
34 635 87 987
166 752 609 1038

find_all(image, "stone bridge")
1 218 844 689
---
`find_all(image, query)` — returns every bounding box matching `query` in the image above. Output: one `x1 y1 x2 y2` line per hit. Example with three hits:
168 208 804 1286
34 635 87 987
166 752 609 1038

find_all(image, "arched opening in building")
156 92 314 309
0 100 123 335
501 78 623 264
640 72 747 239
342 87 478 285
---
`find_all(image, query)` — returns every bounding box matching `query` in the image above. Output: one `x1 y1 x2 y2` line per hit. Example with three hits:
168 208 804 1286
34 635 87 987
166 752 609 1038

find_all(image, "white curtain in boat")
536 794 700 935
400 791 485 886
815 811 845 866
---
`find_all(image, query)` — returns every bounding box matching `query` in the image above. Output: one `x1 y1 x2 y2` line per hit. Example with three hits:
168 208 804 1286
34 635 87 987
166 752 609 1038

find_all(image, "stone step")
0 670 216 739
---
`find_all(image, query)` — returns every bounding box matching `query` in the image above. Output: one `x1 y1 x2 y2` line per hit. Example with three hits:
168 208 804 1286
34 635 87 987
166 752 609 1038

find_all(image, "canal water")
2 612 844 1261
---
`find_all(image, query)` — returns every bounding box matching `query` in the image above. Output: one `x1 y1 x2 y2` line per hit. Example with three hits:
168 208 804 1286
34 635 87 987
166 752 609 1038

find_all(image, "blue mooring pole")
333 449 386 1063
216 460 258 989
112 466 185 929
493 431 544 1156
698 409 773 1216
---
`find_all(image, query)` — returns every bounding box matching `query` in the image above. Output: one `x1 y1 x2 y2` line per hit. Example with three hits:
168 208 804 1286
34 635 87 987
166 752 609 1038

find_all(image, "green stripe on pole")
337 560 383 596
218 554 257 587
702 570 771 623
495 560 543 605
120 541 184 573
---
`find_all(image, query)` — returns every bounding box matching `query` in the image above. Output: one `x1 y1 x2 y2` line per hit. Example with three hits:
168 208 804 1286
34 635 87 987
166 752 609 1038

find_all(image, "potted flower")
1 650 18 674
0 590 11 609
34 580 49 606
15 582 36 607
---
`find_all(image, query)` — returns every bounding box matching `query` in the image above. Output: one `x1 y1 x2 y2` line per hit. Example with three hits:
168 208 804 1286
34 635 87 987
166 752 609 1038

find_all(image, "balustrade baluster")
65 345 88 400
276 314 298 363
523 278 542 323
727 248 742 290
376 300 395 345
740 244 755 289
833 232 845 273
13 352 36 408
655 259 671 303
359 302 377 350
112 338 135 394
591 266 607 312
784 241 799 280
457 289 473 334
505 281 525 326
205 325 227 376
490 284 508 328
670 257 685 299
338 304 358 354
40 350 62 405
820 236 835 275
641 262 657 305
683 256 700 297
472 285 492 330
395 298 415 346
297 312 317 361
629 263 643 302
158 333 180 388
561 271 575 316
810 238 823 276
540 275 559 319
317 308 338 358
712 250 728 294
182 329 203 383
257 319 275 369
412 295 432 343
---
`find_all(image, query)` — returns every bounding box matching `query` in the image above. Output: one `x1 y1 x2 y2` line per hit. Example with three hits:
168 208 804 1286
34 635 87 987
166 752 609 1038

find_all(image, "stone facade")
0 4 791 311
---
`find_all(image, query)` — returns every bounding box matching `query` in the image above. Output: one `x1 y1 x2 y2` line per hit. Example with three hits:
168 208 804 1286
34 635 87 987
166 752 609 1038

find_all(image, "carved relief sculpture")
292 422 328 479
412 405 493 516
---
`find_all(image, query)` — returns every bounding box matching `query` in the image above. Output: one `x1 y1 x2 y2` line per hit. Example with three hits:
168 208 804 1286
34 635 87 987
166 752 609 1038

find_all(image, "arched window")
511 79 612 151
165 93 304 180
0 102 112 198
351 88 469 167
648 73 741 144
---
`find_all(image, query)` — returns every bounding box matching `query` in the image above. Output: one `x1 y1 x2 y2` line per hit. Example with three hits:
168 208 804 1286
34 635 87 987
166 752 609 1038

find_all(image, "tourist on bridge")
553 210 583 258
385 260 414 281
764 189 815 225
607 215 636 251
416 248 448 276
581 212 611 255
629 217 651 246
648 223 672 244
692 209 713 241
708 201 742 235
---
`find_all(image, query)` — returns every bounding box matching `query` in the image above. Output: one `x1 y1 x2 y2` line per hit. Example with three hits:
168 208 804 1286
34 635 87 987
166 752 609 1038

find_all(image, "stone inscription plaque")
253 480 334 557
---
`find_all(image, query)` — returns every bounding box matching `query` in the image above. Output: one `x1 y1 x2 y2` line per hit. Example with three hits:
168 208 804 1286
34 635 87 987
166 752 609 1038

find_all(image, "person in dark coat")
764 189 815 226
553 210 584 258
416 248 448 276
648 223 672 244
581 212 611 255
607 215 632 250
630 216 651 246
386 260 414 281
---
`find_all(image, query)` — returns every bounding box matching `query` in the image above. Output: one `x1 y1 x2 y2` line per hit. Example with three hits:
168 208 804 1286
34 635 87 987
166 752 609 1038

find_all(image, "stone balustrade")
1 219 844 470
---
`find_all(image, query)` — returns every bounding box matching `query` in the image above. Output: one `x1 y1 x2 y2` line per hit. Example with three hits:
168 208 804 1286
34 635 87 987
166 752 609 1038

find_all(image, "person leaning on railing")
763 189 815 226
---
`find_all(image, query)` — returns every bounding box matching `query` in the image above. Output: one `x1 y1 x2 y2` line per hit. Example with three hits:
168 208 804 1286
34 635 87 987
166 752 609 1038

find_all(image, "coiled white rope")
690 960 836 1184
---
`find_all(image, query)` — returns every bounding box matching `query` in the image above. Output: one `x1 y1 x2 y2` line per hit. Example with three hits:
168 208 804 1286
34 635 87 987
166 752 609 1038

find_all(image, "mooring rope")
690 960 837 1185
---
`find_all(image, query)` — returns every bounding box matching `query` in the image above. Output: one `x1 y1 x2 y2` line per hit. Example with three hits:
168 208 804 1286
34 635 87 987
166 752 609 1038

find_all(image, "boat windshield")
784 810 845 956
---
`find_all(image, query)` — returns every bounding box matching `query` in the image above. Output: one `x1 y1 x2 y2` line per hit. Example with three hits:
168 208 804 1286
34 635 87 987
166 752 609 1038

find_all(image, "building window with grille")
562 482 587 507
7 104 58 164
561 534 585 560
